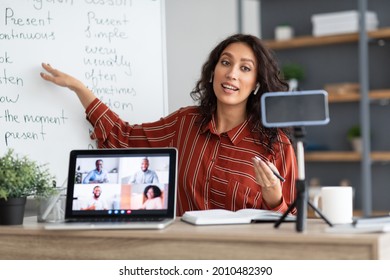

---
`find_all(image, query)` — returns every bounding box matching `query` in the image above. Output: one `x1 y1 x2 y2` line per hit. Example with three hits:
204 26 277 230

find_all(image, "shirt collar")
201 115 252 145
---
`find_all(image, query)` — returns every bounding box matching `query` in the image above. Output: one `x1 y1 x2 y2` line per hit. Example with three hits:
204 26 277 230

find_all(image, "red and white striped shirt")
86 98 297 216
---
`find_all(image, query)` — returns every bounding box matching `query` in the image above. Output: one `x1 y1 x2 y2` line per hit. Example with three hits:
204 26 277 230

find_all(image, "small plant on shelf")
347 125 362 153
347 125 361 141
281 63 305 81
281 63 305 91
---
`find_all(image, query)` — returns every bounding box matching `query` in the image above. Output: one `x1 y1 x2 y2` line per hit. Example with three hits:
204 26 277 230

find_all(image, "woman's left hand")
252 157 283 208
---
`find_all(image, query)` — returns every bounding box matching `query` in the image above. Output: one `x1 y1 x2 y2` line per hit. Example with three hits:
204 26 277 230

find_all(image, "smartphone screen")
260 90 330 127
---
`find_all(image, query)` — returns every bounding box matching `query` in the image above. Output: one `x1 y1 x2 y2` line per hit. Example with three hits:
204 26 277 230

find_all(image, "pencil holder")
37 189 66 223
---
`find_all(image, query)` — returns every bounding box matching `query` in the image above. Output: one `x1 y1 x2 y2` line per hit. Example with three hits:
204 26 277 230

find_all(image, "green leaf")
0 149 56 200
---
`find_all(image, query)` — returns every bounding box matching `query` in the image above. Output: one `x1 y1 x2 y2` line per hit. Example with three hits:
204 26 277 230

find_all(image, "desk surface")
1 217 390 260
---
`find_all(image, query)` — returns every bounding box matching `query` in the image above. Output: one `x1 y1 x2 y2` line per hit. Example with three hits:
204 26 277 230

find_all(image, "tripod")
274 127 333 232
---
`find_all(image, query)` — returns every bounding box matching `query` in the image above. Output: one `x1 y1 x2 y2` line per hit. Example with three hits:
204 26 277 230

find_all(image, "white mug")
313 186 353 224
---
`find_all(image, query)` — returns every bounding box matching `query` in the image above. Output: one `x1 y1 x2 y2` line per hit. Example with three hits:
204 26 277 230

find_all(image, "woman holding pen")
40 33 297 216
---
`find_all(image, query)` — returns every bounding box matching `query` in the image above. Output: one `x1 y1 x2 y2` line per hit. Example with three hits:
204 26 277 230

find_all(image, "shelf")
305 151 390 162
264 27 390 50
328 89 390 103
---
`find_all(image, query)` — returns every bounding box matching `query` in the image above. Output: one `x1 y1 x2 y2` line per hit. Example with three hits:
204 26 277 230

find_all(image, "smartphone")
260 90 330 128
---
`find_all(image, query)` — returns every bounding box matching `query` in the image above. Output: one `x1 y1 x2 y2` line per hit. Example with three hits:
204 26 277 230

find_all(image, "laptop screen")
65 148 177 221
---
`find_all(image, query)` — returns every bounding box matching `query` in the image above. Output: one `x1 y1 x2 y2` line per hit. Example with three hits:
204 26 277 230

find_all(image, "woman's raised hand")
40 63 82 91
40 63 95 109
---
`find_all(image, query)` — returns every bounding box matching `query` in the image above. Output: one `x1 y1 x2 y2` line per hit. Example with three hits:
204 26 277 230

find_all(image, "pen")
254 156 286 182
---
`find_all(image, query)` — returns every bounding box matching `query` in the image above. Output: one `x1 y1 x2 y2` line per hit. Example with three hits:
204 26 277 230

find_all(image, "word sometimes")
93 85 136 96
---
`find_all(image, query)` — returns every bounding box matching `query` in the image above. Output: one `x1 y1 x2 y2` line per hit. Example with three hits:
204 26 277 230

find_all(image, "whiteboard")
0 0 168 184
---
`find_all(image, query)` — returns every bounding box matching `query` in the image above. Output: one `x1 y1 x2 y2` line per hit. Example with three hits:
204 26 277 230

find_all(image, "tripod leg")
295 179 307 232
274 199 296 228
307 200 333 227
274 178 307 231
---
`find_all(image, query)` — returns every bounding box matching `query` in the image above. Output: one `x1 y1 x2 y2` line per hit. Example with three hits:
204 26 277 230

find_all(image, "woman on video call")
40 33 297 216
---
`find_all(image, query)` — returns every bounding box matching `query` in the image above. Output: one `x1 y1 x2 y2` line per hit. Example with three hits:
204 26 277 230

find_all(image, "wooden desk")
1 217 390 260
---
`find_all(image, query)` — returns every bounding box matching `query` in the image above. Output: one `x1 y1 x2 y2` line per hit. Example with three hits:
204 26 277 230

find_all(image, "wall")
165 0 260 113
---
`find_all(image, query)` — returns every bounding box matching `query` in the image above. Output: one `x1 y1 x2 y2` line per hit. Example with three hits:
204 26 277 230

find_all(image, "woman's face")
146 188 155 199
213 42 258 109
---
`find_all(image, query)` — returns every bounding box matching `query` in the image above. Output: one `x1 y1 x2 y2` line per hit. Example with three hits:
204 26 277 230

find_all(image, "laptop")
45 148 177 230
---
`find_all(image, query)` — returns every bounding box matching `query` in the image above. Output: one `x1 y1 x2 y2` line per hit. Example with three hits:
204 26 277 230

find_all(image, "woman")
141 185 163 210
40 33 297 216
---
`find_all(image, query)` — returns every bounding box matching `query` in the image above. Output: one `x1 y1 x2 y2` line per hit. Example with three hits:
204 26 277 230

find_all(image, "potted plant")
347 125 362 152
275 24 294 41
281 63 305 91
0 149 56 225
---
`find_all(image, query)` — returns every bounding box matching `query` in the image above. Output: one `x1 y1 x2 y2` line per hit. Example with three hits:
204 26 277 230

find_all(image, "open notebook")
45 148 177 230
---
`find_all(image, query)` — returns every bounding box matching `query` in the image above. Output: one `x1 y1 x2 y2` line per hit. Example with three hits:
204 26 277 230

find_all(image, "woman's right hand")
40 63 82 90
40 63 96 109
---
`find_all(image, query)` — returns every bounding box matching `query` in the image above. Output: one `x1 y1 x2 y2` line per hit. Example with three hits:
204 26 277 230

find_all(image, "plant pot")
0 197 27 225
350 137 362 153
288 78 298 91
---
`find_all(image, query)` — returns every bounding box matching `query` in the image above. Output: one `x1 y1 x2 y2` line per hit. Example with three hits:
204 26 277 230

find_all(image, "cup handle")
312 193 322 218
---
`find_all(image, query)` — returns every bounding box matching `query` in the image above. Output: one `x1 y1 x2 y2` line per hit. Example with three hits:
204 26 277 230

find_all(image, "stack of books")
326 215 390 234
311 10 379 37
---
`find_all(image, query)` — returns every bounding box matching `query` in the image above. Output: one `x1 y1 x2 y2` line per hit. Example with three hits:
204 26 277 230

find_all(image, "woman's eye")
221 60 230 66
241 66 251 72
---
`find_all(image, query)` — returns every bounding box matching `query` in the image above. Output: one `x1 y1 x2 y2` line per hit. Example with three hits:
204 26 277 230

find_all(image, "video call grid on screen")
261 90 330 128
69 153 171 216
